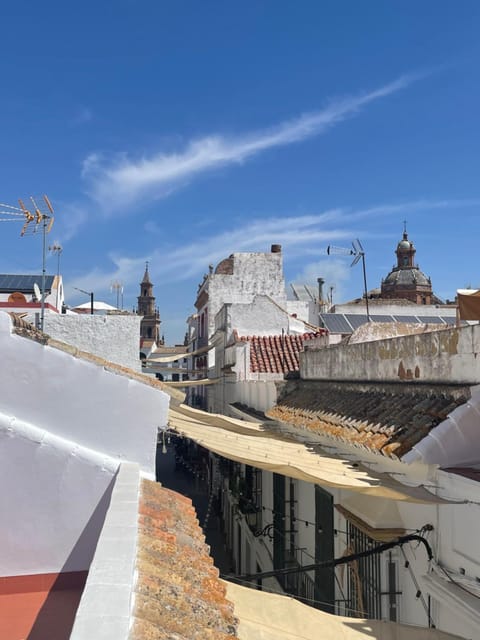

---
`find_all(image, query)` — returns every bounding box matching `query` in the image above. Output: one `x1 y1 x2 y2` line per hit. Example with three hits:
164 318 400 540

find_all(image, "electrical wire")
434 563 480 601
228 532 433 583
400 547 434 627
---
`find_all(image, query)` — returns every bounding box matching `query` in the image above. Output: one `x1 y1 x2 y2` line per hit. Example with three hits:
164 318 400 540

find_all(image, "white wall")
0 311 170 576
0 312 168 475
39 313 141 371
207 252 287 338
233 379 279 413
70 463 140 640
226 295 288 338
0 412 117 576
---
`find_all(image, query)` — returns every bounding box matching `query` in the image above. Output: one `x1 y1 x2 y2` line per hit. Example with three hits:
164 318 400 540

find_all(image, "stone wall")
300 324 480 385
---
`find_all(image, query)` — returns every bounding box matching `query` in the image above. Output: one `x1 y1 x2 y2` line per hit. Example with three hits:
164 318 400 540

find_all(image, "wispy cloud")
82 73 419 213
70 196 480 314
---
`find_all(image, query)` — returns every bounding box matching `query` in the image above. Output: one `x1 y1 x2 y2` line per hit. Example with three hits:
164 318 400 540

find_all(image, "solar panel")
345 314 369 330
0 274 54 293
393 315 420 323
416 316 445 324
440 316 457 325
319 313 353 333
371 315 395 323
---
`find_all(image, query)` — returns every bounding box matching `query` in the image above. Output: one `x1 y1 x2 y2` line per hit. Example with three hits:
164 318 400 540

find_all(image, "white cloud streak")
74 195 480 305
82 73 419 213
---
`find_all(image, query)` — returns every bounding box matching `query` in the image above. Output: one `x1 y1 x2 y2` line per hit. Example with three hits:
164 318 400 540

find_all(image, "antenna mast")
327 239 370 322
0 195 55 331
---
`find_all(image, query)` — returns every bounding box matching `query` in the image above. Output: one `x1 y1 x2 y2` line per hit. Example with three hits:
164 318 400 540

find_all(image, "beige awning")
457 289 480 321
163 377 221 388
224 580 465 640
168 406 449 503
147 343 214 363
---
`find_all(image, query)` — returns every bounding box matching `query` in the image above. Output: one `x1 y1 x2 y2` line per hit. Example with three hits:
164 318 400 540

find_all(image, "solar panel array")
319 314 352 333
0 274 55 293
319 312 458 333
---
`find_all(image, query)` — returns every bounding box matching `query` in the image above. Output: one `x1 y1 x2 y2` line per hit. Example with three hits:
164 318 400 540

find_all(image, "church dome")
383 267 430 287
380 227 433 303
215 255 234 275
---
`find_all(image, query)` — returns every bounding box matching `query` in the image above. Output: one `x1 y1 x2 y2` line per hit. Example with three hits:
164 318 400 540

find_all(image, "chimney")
317 277 325 302
271 244 282 253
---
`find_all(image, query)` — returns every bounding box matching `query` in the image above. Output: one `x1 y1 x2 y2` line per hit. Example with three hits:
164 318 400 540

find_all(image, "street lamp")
74 286 94 315
327 239 370 322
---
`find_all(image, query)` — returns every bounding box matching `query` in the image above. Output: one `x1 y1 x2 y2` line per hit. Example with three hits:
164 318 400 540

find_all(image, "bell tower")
137 262 162 348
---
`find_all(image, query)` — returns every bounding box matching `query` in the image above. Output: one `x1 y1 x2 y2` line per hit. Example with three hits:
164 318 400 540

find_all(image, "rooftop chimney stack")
317 277 325 302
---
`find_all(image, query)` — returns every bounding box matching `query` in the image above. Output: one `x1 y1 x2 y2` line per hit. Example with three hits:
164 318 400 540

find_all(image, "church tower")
137 263 162 350
380 225 434 304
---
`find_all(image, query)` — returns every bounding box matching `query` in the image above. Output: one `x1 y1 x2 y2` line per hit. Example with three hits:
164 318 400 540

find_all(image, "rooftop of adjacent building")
234 331 325 374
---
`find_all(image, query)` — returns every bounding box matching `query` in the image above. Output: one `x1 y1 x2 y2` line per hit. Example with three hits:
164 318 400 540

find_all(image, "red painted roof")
237 333 322 374
0 571 87 640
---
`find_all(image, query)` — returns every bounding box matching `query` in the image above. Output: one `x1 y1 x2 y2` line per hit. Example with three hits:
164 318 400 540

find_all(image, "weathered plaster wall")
40 313 141 371
207 252 287 338
300 324 480 385
334 302 457 318
226 295 288 338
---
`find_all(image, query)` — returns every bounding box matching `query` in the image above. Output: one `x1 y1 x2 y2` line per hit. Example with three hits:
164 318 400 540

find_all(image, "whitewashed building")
187 245 322 410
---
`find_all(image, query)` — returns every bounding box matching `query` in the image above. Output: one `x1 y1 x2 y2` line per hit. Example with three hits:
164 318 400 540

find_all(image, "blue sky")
1 1 479 343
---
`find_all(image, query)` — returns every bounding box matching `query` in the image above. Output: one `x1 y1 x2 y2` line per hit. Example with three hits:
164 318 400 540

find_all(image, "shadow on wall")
27 475 116 640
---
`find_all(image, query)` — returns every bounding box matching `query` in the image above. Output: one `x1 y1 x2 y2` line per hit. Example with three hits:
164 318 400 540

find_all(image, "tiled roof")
130 479 237 640
267 381 469 458
238 333 321 374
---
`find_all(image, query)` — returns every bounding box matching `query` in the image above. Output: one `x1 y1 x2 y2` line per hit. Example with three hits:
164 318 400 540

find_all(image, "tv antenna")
327 239 370 322
111 280 124 310
0 195 55 331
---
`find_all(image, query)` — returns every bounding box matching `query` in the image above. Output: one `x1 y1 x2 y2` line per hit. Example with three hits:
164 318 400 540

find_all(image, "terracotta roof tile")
267 381 469 459
130 479 237 640
238 333 321 374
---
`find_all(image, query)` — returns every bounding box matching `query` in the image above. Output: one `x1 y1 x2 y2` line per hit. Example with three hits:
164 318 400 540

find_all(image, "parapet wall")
300 324 480 385
41 313 141 371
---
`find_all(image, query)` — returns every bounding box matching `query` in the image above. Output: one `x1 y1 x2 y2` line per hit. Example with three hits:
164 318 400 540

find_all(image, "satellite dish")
33 282 41 302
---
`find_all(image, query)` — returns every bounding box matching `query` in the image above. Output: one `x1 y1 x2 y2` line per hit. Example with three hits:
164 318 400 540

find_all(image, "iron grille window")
345 523 383 619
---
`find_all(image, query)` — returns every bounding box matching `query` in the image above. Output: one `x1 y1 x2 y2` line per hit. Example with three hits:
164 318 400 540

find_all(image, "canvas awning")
147 343 214 363
457 289 480 321
224 580 465 640
163 378 220 387
168 405 449 503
